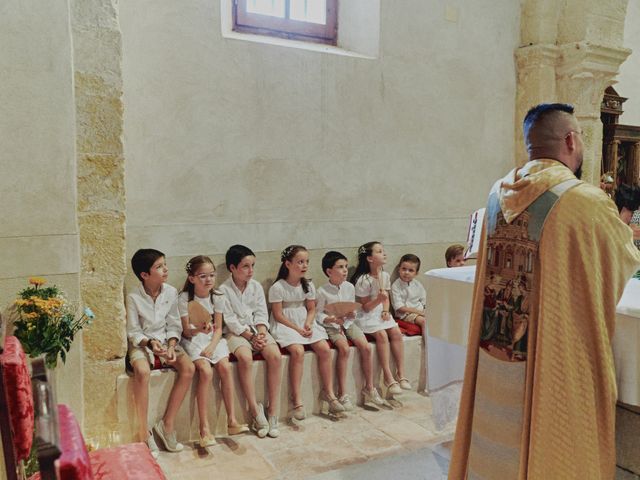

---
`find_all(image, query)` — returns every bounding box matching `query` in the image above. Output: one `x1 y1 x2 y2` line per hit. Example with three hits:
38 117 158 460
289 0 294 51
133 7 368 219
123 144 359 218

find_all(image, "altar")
424 265 640 428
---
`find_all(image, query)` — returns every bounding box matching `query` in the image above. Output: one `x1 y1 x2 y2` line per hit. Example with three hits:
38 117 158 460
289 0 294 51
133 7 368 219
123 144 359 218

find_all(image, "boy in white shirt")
391 254 427 332
126 249 195 457
219 244 282 438
316 251 385 408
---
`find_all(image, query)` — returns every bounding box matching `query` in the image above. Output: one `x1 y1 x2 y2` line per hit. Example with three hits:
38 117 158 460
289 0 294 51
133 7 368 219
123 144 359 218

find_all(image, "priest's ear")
564 130 581 152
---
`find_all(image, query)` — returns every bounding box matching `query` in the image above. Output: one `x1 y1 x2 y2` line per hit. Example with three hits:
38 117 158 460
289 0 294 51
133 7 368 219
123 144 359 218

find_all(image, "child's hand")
298 326 312 338
345 311 356 320
376 290 388 303
252 333 267 350
182 326 199 339
201 322 213 334
333 316 345 326
381 311 391 321
164 345 176 362
324 315 338 324
150 340 166 355
201 343 215 359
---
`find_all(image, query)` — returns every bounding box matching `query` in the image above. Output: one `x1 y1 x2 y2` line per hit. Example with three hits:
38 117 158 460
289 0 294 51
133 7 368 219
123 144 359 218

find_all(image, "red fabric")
89 443 167 480
57 404 94 480
1 336 34 461
397 320 423 336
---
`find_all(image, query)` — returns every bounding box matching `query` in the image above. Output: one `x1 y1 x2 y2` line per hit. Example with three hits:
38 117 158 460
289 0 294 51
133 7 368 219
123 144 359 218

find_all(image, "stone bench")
115 335 425 443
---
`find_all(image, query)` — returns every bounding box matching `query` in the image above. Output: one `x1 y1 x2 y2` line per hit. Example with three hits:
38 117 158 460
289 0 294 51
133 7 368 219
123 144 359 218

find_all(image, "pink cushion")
89 443 167 480
57 404 94 480
397 320 423 336
1 336 34 461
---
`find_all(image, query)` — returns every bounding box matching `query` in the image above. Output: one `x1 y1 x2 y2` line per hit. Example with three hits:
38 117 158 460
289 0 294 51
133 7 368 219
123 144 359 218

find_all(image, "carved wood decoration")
601 87 640 193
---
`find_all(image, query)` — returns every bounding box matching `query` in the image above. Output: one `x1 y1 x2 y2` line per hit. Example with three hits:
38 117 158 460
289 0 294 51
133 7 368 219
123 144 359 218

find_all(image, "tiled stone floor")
156 391 454 480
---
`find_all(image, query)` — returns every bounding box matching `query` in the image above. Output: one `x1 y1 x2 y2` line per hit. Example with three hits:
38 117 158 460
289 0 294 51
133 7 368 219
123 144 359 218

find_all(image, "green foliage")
13 278 95 369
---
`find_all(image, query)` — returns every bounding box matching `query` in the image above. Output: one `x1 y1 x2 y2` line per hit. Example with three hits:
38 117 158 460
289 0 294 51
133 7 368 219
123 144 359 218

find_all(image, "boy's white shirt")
126 283 181 346
390 277 426 318
315 281 356 331
218 277 269 336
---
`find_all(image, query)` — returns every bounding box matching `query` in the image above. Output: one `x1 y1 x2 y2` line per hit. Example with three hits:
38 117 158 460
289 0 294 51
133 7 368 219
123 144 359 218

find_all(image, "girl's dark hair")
226 244 255 269
275 245 310 293
181 255 220 301
350 241 381 286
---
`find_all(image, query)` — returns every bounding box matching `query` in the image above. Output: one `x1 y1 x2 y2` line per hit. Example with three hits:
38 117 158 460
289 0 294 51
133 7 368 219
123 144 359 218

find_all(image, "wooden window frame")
233 0 338 45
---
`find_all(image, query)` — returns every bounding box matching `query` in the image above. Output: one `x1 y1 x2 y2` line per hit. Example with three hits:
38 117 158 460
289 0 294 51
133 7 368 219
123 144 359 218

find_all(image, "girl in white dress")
269 245 345 420
179 255 248 447
351 242 409 396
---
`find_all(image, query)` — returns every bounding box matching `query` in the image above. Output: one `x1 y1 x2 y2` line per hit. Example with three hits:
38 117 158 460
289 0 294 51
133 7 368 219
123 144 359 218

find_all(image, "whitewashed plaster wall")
0 0 83 421
120 0 521 281
618 0 640 125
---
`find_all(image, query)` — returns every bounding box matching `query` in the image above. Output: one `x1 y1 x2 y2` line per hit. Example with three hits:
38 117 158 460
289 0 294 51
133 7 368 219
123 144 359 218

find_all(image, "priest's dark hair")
523 103 574 136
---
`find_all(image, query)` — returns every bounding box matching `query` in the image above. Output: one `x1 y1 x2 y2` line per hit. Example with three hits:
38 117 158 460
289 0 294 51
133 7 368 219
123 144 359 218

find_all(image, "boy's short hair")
445 244 465 264
322 251 348 276
226 244 256 269
398 253 421 271
131 248 165 282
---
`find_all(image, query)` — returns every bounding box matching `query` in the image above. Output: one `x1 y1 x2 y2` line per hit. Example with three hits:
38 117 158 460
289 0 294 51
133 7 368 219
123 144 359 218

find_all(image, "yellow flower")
29 277 47 286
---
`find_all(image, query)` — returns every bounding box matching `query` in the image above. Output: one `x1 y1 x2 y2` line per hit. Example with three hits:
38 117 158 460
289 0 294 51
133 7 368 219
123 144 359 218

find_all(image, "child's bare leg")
352 337 374 390
416 315 426 333
262 344 282 417
215 358 239 427
235 347 259 417
163 354 195 433
373 330 394 385
286 344 305 407
334 338 350 397
310 340 336 398
388 326 406 379
132 359 151 440
194 359 213 436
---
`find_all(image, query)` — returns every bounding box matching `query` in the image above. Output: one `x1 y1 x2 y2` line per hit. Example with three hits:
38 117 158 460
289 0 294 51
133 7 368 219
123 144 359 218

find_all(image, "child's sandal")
198 434 216 448
291 404 306 421
227 424 249 436
385 380 402 395
398 377 412 390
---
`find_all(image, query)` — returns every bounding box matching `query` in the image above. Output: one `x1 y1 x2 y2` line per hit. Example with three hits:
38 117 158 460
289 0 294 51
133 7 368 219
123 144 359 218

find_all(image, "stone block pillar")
71 0 127 439
516 0 631 185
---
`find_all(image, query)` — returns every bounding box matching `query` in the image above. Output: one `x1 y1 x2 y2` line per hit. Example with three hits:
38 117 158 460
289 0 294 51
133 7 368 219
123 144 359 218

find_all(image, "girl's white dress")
178 291 230 364
268 279 328 347
354 272 397 334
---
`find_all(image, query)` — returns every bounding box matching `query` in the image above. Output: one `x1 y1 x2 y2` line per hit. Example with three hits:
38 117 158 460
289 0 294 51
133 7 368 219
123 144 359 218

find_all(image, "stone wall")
70 0 127 440
617 0 640 126
0 0 83 420
119 0 521 275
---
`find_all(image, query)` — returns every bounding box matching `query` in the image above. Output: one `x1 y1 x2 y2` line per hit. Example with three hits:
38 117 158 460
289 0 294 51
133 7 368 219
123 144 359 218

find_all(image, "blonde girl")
179 255 248 446
351 242 409 395
269 245 345 420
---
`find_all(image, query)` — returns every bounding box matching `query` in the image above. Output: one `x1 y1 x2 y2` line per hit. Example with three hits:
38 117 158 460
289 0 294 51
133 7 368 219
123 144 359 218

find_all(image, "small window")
233 0 338 45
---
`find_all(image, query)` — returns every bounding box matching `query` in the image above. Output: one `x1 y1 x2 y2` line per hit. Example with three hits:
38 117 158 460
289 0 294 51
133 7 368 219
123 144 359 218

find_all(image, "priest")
449 103 640 479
